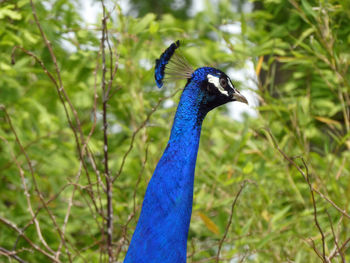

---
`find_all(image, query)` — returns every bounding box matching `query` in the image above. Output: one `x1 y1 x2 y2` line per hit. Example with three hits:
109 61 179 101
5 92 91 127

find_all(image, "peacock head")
191 67 248 112
155 40 248 113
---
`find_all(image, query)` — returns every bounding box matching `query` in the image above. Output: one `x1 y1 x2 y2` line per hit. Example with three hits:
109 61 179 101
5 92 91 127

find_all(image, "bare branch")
216 180 249 262
300 158 326 262
0 217 59 262
27 0 101 219
100 0 118 261
326 211 345 263
313 188 350 220
55 162 83 260
307 238 325 262
265 128 328 262
329 237 350 261
1 106 73 261
0 111 53 254
0 247 28 263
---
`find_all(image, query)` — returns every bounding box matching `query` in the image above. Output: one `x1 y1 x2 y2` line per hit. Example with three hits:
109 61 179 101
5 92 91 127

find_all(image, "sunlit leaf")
198 212 220 235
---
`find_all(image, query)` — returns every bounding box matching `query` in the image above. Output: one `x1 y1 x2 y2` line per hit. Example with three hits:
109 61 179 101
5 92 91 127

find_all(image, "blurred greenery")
0 0 349 262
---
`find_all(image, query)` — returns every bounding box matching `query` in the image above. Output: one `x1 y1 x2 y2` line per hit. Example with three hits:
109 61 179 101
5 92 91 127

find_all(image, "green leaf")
301 0 317 18
293 27 315 48
243 162 254 174
0 9 22 20
131 13 156 34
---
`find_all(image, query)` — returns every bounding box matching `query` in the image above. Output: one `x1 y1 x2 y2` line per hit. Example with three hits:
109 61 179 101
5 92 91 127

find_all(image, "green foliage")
0 0 349 262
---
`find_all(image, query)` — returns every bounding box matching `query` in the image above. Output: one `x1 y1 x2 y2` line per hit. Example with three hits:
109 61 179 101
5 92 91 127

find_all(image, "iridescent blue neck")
170 82 206 140
124 81 206 263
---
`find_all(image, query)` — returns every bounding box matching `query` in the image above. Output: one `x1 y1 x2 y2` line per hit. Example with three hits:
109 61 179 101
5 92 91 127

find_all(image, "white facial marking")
207 74 229 96
228 79 238 93
228 80 234 89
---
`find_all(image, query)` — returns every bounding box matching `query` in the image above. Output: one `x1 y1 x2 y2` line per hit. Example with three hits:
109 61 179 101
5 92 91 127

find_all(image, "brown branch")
0 247 28 263
307 238 324 262
0 112 54 254
1 106 73 261
265 128 328 262
100 1 115 261
55 162 83 260
262 123 350 223
89 46 106 241
300 158 327 262
329 237 350 261
326 211 345 263
313 188 350 220
105 59 120 101
11 45 100 216
12 1 110 259
28 0 101 220
215 180 249 262
338 238 350 257
0 217 59 262
13 183 70 251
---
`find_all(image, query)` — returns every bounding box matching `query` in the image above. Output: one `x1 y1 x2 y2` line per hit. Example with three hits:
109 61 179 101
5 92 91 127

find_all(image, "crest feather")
154 40 194 88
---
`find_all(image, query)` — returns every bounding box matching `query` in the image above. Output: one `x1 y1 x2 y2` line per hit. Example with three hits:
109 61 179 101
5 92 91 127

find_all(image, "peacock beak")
232 90 248 105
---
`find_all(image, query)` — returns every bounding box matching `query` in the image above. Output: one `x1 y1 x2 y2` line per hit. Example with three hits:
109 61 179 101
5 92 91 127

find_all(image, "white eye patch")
228 80 234 90
207 74 229 96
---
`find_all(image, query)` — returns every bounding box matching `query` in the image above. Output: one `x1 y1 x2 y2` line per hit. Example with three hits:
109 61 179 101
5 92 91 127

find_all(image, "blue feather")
154 40 194 89
155 40 181 88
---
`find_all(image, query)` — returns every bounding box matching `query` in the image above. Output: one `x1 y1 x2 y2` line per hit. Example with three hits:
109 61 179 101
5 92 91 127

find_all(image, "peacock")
124 41 248 263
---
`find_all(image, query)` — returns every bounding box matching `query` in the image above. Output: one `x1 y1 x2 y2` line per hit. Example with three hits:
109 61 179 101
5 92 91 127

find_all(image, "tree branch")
216 180 249 262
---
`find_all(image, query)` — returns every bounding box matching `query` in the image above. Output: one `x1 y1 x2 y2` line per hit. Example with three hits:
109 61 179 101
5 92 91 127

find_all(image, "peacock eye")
219 77 227 88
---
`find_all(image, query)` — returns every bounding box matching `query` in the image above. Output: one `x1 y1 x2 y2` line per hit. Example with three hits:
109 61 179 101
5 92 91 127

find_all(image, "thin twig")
13 183 70 251
265 128 328 262
307 238 324 262
101 1 115 261
329 237 350 261
11 46 100 216
28 0 101 220
313 188 350 220
0 110 54 254
1 107 77 262
55 162 83 260
0 217 59 262
216 180 249 262
300 158 326 262
326 211 345 263
0 247 28 263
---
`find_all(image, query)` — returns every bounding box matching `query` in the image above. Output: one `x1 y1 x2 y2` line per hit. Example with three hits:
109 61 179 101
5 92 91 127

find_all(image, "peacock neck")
169 84 206 143
124 83 207 263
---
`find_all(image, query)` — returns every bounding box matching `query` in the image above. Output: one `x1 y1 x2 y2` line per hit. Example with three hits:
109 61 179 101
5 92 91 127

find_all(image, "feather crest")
155 40 194 88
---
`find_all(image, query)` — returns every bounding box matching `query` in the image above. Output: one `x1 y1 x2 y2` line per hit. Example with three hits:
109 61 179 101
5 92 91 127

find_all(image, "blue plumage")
124 42 247 263
155 40 181 88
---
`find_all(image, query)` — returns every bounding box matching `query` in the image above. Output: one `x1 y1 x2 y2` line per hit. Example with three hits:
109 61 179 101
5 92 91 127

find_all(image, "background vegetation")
0 0 349 262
